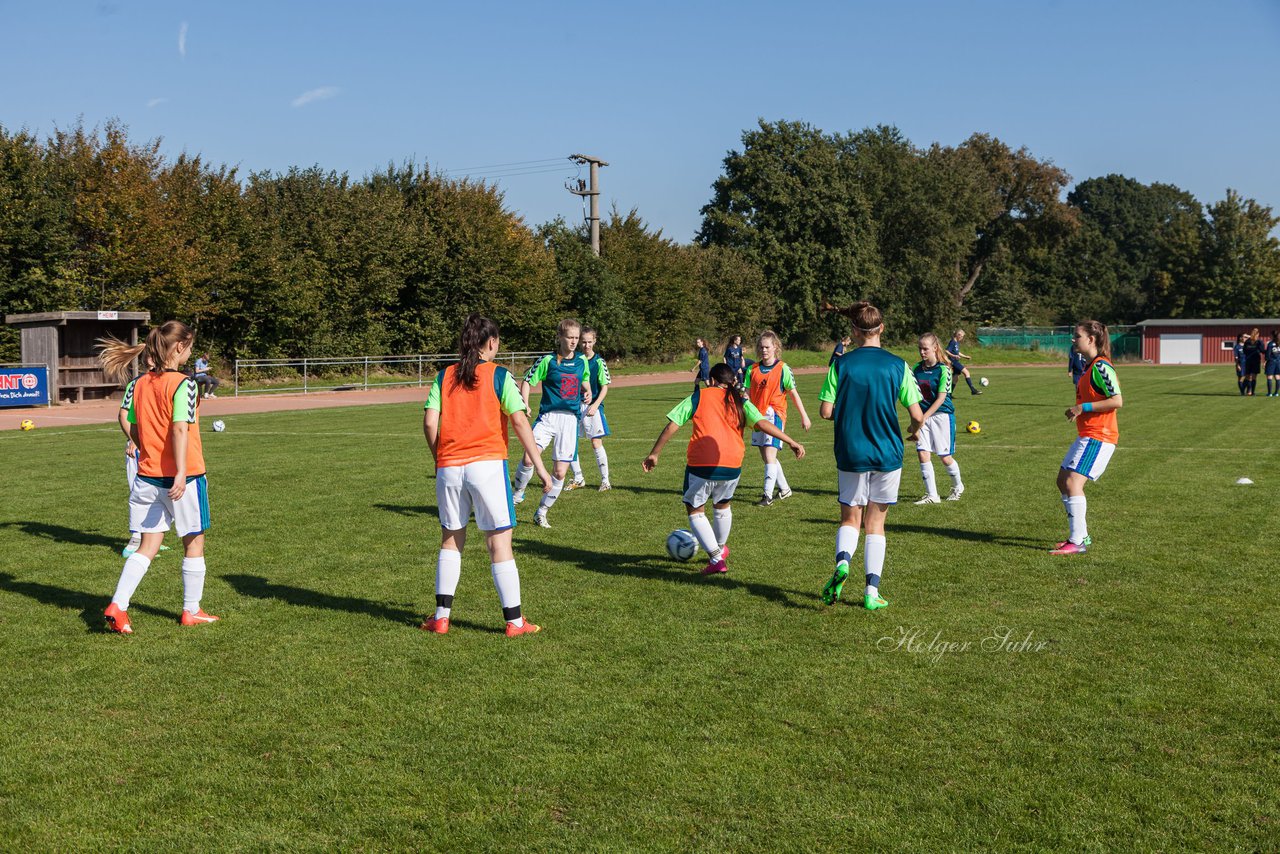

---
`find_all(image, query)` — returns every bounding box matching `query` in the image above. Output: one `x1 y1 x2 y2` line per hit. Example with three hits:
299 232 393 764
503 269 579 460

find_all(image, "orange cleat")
104 602 132 634
505 619 540 637
180 609 220 626
420 616 450 634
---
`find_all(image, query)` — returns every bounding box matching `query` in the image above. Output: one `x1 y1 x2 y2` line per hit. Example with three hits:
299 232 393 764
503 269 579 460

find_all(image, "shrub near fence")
977 326 1142 359
233 352 548 396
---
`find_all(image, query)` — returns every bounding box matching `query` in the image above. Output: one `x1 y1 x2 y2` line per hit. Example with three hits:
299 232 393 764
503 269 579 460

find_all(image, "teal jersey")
912 361 954 416
819 346 922 473
523 353 590 417
585 353 611 406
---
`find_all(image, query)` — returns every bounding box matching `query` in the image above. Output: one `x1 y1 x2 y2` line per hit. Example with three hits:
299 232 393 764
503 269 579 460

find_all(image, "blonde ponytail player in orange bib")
1052 320 1124 555
98 322 218 634
421 314 551 637
745 330 812 507
643 363 805 576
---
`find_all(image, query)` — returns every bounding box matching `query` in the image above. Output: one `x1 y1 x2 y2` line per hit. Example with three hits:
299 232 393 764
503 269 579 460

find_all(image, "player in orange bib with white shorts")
98 321 219 634
421 314 551 637
1052 319 1124 555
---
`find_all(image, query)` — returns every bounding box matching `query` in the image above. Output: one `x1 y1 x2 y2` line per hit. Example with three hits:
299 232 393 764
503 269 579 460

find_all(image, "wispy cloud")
178 22 188 58
147 97 168 108
291 86 341 108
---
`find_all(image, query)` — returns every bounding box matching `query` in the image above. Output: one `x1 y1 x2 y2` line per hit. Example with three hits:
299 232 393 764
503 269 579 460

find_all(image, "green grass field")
1 365 1276 851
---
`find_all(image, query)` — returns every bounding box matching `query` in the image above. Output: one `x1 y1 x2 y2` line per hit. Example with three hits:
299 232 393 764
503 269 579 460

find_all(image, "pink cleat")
700 555 728 575
1049 541 1088 555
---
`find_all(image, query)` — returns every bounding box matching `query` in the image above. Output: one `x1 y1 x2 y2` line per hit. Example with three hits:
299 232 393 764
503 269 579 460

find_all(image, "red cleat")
180 609 220 626
505 619 540 637
420 616 450 634
104 602 132 634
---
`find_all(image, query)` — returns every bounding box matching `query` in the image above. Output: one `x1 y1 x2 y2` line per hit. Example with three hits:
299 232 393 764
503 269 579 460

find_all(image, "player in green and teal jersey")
911 332 965 504
818 302 924 611
567 327 613 491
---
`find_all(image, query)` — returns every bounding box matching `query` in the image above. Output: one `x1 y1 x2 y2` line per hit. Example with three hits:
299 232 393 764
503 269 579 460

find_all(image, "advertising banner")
0 366 50 407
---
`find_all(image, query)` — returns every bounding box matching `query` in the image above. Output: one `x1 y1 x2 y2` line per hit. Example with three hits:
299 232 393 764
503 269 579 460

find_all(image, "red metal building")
1138 318 1280 365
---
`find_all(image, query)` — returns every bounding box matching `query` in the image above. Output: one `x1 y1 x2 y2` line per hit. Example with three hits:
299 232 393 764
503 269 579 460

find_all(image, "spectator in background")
194 353 220 399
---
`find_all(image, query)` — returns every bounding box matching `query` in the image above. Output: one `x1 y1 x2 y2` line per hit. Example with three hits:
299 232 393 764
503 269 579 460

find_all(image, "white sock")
539 477 564 512
125 532 141 550
570 459 584 481
763 463 779 498
112 552 152 610
181 556 207 613
920 462 938 498
945 462 962 490
1066 495 1088 543
836 524 859 568
688 513 721 560
595 446 609 481
514 463 534 492
491 559 522 626
435 548 462 619
712 507 732 547
775 463 791 496
864 534 886 597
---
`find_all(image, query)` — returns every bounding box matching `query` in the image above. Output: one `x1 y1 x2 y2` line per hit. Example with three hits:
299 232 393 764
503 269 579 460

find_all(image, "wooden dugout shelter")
4 311 151 403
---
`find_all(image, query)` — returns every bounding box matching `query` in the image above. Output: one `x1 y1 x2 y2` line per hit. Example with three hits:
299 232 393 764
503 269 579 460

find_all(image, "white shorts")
532 411 581 462
838 469 902 507
750 409 783 449
579 409 610 440
125 444 138 489
129 475 211 536
682 467 741 507
437 459 516 532
916 412 955 457
1061 437 1116 481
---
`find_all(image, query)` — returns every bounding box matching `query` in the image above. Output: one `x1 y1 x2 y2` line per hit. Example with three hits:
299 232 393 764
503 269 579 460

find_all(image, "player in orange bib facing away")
422 315 551 637
98 321 218 634
642 363 805 576
1052 320 1124 555
746 330 812 507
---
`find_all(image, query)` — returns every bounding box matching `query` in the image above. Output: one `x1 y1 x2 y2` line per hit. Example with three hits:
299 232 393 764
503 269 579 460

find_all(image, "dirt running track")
0 363 1060 432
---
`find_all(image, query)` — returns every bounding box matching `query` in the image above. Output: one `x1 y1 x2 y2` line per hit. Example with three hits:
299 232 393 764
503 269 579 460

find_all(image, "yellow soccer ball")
19 419 35 431
966 420 981 434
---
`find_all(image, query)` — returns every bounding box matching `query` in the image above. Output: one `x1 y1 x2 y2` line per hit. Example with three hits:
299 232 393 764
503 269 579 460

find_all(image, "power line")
440 157 566 175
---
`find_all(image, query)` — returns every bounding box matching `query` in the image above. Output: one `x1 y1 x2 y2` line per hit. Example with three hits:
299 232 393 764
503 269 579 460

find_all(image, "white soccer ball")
980 377 990 387
666 529 698 562
212 420 226 433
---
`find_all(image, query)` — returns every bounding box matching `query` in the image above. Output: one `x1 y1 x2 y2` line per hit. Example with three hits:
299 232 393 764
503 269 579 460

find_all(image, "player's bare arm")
643 421 681 472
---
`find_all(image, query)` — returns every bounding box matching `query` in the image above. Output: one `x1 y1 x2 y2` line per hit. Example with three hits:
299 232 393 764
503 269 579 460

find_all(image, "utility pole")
566 154 608 256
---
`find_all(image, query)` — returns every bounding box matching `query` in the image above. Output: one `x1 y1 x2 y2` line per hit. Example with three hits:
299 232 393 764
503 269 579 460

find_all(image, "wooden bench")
63 382 121 403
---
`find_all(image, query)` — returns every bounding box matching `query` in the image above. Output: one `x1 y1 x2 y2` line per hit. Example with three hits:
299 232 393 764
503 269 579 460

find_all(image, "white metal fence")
232 352 547 396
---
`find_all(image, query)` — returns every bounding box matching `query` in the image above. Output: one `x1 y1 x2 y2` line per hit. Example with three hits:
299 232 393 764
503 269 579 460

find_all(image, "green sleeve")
498 371 526 415
523 356 550 386
424 371 442 411
171 378 199 423
666 395 695 426
940 364 953 399
781 364 796 392
744 400 767 426
580 359 590 387
899 364 923 407
1093 362 1121 398
126 388 137 424
743 365 753 391
597 359 611 386
120 378 136 412
818 363 839 403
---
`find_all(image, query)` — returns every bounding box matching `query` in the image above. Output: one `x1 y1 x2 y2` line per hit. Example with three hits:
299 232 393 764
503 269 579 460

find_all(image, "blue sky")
2 0 1278 241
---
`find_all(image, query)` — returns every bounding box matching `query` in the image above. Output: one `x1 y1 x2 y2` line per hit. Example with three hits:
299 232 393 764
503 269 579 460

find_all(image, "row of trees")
2 120 1278 362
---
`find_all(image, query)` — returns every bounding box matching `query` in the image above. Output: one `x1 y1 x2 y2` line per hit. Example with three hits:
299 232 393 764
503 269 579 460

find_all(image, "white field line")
1150 368 1215 381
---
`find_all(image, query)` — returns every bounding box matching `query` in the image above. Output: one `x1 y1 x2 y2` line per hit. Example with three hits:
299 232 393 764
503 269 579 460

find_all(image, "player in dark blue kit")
1241 328 1263 397
1069 344 1088 386
946 329 982 395
1233 333 1246 395
692 338 711 386
1265 331 1280 397
724 335 745 383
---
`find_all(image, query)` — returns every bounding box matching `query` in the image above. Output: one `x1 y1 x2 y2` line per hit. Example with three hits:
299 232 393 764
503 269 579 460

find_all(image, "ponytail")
1076 319 1111 360
97 320 192 382
453 314 501 391
708 363 747 431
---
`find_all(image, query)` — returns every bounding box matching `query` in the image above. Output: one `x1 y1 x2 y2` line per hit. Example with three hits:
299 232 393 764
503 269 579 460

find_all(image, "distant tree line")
2 119 1278 363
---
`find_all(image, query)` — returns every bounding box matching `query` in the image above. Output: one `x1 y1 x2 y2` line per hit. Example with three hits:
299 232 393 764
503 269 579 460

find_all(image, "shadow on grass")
373 503 434 518
518 540 820 611
798 520 1047 551
974 401 1063 407
0 521 121 553
0 572 178 631
223 573 427 627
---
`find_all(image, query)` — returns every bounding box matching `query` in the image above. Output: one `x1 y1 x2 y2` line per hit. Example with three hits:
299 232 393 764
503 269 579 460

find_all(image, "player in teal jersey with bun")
818 301 925 610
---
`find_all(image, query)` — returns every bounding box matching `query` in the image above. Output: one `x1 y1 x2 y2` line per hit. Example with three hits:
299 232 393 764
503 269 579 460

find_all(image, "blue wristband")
1081 402 1093 413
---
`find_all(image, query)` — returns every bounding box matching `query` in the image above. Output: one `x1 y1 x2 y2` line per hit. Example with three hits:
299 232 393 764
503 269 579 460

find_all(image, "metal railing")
232 352 547 396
